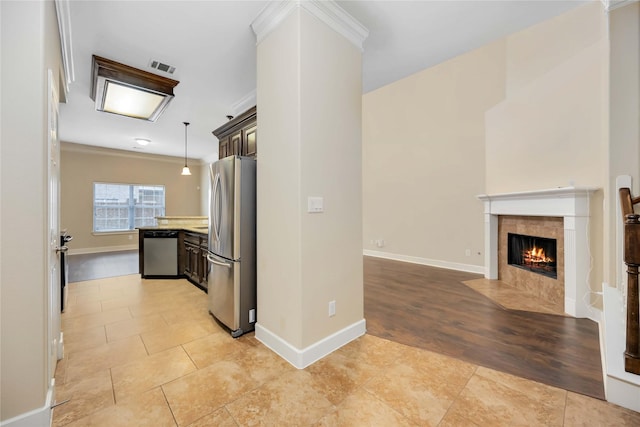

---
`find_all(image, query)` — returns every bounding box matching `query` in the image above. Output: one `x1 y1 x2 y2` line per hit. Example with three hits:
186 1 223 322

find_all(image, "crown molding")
251 0 295 44
54 0 75 94
602 0 639 12
251 0 369 51
230 89 257 116
60 141 204 164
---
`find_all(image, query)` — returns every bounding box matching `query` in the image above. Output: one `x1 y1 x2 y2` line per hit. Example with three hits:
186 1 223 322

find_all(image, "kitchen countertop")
137 225 209 235
137 215 209 235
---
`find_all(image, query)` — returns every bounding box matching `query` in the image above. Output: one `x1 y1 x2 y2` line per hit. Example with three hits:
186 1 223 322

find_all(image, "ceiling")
58 0 586 162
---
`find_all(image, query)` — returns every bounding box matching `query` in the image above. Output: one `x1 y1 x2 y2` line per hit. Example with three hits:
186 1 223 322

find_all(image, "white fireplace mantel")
477 186 599 318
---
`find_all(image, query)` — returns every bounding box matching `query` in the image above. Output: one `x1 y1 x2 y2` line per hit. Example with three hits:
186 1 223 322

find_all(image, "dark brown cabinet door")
230 130 242 156
184 241 199 282
243 124 257 157
199 248 209 287
181 233 209 290
191 245 200 281
219 137 230 159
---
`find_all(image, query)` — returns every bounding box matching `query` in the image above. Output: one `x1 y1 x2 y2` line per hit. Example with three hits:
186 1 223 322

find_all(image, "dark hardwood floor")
67 250 139 282
364 256 605 400
67 251 605 400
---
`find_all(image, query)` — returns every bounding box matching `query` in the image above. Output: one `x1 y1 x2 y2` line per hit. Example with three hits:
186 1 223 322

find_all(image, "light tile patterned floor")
53 275 640 426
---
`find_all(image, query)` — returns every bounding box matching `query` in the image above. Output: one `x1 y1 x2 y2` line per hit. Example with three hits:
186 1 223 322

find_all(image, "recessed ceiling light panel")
134 138 151 146
103 82 165 119
91 55 179 122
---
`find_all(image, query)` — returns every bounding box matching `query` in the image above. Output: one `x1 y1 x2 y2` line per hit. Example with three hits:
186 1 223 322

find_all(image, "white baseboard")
0 379 54 427
68 245 138 255
602 283 640 412
363 249 485 275
598 316 607 398
255 319 366 369
565 296 602 323
58 332 64 360
587 305 603 324
605 375 640 412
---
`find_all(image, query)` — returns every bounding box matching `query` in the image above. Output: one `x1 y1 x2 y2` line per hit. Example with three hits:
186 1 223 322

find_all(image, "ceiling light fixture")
181 122 191 176
90 55 179 122
135 138 150 146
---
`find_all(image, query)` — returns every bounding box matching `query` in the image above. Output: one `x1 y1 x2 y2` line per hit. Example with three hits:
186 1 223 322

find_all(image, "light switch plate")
329 300 336 317
307 196 324 213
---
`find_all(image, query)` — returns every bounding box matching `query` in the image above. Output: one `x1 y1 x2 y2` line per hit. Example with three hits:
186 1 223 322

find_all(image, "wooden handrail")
620 187 640 375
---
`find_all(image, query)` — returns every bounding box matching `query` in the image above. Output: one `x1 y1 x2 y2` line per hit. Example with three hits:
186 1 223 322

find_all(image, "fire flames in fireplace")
523 246 553 265
508 233 557 279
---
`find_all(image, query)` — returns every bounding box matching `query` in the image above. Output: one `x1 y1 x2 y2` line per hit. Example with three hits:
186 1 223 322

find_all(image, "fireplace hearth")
507 233 557 279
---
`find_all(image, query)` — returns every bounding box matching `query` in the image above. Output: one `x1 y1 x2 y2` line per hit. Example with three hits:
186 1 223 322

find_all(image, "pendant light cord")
183 121 190 167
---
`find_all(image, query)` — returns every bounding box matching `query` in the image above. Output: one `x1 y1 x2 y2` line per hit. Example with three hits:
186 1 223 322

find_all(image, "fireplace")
477 187 598 318
507 233 557 279
499 217 564 312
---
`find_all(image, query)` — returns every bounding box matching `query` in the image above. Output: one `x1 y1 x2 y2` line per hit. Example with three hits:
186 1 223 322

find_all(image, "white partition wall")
252 1 368 368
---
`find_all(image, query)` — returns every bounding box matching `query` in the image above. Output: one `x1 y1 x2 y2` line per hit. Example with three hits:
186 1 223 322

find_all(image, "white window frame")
93 182 165 232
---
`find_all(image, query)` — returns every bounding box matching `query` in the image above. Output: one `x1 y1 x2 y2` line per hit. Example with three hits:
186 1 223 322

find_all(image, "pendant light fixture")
181 121 191 176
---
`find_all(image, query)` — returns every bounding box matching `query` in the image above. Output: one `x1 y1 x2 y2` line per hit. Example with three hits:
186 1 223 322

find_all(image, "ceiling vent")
149 59 176 75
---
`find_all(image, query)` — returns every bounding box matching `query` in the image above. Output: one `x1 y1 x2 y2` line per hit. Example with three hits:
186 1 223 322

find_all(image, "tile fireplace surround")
478 187 598 318
499 215 565 314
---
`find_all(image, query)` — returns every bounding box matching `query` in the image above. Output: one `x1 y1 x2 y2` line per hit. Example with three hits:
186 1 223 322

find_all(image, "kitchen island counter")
137 225 208 234
138 226 209 290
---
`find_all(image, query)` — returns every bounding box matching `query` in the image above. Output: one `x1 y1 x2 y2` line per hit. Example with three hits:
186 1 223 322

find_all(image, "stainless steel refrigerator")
207 155 257 337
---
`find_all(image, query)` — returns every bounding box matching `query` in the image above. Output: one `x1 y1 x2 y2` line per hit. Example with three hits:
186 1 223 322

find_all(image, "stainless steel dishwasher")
142 230 178 277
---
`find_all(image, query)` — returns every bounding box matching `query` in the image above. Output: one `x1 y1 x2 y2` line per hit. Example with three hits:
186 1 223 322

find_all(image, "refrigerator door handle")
212 172 221 242
207 253 232 269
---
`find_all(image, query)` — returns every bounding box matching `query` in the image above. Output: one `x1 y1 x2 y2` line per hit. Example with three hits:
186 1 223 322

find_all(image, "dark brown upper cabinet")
213 106 257 159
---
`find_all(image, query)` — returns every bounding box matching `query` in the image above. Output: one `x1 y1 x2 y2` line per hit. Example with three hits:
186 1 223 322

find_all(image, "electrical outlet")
376 239 385 248
328 300 336 317
249 308 256 323
465 249 471 256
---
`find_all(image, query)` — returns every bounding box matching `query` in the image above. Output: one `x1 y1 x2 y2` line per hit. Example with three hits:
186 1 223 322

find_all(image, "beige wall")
257 8 364 349
362 2 608 284
486 2 608 194
1 0 62 421
299 11 364 347
362 39 506 270
504 3 606 97
256 11 304 345
608 2 640 286
485 2 607 304
61 143 203 253
200 161 211 218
